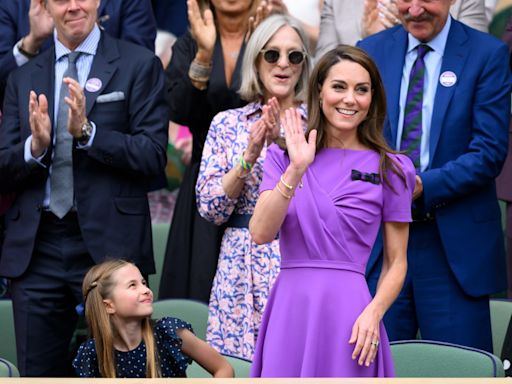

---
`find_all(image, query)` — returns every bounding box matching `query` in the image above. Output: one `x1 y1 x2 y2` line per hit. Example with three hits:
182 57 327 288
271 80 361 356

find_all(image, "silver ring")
371 340 380 347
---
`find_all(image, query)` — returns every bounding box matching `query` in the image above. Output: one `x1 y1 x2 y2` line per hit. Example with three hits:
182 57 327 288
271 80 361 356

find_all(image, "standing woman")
196 15 311 359
250 45 415 377
160 0 269 302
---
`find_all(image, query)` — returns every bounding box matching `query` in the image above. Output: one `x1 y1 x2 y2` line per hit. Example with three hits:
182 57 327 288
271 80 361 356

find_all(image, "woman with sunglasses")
196 14 311 360
249 45 415 377
159 0 273 304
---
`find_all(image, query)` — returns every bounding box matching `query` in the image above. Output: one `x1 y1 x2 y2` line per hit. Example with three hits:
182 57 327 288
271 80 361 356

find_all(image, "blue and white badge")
439 71 457 87
85 78 102 93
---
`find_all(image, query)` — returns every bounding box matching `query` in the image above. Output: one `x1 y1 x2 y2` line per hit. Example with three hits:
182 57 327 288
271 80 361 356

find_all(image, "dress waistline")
280 260 366 275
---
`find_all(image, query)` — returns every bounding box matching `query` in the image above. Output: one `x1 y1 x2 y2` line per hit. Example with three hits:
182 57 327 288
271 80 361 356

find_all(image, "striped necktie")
49 51 81 219
401 44 431 170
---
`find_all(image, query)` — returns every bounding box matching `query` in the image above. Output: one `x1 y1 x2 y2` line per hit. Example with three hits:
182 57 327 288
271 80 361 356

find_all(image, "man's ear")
103 299 115 314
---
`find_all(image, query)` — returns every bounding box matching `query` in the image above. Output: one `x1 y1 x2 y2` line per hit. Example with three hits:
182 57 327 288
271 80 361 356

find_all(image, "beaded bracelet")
239 153 253 171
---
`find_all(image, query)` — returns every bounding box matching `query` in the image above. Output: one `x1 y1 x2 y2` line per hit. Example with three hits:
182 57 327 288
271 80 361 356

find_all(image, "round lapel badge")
85 78 102 92
439 71 457 87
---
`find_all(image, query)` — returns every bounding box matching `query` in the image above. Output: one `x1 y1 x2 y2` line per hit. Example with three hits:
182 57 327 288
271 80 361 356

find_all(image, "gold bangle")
280 175 293 191
280 174 303 190
276 183 292 200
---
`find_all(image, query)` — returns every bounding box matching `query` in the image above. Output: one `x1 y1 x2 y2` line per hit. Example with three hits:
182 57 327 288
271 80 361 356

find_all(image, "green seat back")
0 300 16 366
149 222 170 300
490 299 512 357
391 340 504 377
0 358 19 377
152 299 209 341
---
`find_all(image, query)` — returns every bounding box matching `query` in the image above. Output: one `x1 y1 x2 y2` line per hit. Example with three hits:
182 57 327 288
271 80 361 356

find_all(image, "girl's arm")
178 329 234 378
349 221 408 366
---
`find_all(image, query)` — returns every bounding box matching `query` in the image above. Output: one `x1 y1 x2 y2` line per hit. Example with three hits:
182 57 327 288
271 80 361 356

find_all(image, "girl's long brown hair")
83 260 160 378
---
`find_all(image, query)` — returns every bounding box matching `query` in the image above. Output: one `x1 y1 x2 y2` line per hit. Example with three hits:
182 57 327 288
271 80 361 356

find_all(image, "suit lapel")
385 28 408 148
85 33 119 116
31 47 56 133
429 21 469 166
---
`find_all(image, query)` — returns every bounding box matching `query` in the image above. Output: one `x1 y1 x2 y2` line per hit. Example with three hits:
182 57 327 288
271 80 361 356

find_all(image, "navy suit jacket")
358 19 512 297
0 0 156 106
0 33 168 278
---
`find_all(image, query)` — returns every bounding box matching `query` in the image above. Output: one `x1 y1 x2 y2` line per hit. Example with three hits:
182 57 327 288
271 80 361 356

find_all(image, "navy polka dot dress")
73 317 194 377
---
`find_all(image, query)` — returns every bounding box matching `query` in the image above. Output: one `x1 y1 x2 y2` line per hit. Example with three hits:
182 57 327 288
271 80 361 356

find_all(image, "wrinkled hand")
245 118 269 164
282 108 316 174
187 0 216 59
262 97 281 142
349 306 381 367
246 1 272 42
29 91 51 157
62 77 87 138
25 0 54 52
362 0 400 38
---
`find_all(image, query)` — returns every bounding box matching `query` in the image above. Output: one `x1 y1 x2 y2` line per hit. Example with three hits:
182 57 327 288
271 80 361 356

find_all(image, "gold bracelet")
276 183 292 200
280 174 303 190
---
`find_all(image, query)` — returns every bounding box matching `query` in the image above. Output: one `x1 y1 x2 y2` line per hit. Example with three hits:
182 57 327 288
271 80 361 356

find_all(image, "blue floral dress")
73 317 193 377
196 101 307 360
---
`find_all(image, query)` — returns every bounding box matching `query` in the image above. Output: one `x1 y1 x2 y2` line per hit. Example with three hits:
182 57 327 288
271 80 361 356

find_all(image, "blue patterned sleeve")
154 317 194 377
196 109 241 225
73 339 100 377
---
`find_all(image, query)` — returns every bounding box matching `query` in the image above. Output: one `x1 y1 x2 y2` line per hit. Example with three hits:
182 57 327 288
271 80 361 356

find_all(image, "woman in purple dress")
249 45 415 377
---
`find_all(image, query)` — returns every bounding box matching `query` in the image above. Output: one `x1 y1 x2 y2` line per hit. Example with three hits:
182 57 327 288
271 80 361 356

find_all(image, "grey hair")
239 14 311 102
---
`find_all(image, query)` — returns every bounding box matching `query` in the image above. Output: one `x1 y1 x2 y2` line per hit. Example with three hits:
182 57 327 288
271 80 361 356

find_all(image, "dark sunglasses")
260 49 307 65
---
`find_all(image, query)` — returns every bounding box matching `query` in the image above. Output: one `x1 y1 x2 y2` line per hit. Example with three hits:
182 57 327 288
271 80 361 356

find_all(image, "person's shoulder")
453 19 506 50
358 25 403 48
101 33 156 61
211 102 258 125
155 316 193 335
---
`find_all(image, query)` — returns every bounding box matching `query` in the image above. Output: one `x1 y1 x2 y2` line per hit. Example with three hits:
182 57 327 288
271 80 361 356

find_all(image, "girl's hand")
187 0 216 60
349 305 382 367
282 108 316 174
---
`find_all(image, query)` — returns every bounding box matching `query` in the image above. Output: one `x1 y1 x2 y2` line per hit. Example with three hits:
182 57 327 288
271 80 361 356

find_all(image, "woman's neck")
112 317 143 352
216 12 248 39
326 129 363 150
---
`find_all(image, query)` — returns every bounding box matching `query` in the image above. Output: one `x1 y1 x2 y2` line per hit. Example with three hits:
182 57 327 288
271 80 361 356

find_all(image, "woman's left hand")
246 0 272 42
349 305 382 367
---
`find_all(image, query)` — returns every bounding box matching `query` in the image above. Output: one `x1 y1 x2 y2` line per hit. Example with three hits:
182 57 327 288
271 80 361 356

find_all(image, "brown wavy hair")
307 45 405 188
82 260 160 378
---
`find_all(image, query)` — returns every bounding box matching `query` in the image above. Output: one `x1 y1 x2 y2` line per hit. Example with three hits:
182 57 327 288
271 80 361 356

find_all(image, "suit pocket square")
96 91 125 103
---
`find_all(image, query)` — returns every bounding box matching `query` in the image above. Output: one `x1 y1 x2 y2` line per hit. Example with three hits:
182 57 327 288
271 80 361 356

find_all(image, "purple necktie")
401 44 431 170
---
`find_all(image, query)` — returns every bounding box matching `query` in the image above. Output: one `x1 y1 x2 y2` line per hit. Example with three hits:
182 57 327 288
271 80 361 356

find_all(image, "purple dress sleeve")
382 154 416 223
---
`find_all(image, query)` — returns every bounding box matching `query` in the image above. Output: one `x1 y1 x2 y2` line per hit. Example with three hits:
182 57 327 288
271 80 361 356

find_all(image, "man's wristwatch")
78 120 93 144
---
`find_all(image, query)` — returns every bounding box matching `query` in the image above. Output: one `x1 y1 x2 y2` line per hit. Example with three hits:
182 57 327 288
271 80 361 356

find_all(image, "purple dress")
251 145 415 377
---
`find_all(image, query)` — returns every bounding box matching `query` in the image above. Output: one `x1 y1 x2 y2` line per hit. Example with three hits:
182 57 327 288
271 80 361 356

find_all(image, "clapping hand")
24 0 54 54
187 0 216 61
63 78 87 139
362 0 400 38
262 97 282 143
282 108 316 174
29 91 51 157
246 1 272 42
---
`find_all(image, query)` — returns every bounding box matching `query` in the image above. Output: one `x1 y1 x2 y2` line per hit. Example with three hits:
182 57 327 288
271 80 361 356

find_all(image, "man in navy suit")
0 0 167 376
0 0 156 106
359 0 511 352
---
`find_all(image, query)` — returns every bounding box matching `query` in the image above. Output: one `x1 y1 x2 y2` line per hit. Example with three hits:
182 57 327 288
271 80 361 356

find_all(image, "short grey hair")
239 14 311 102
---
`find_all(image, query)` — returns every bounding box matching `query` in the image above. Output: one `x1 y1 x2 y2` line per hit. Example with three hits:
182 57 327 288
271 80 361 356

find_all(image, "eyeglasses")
260 49 307 65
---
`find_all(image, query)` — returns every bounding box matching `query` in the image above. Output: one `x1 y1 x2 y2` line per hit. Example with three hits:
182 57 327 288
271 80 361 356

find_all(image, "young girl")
73 260 234 378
